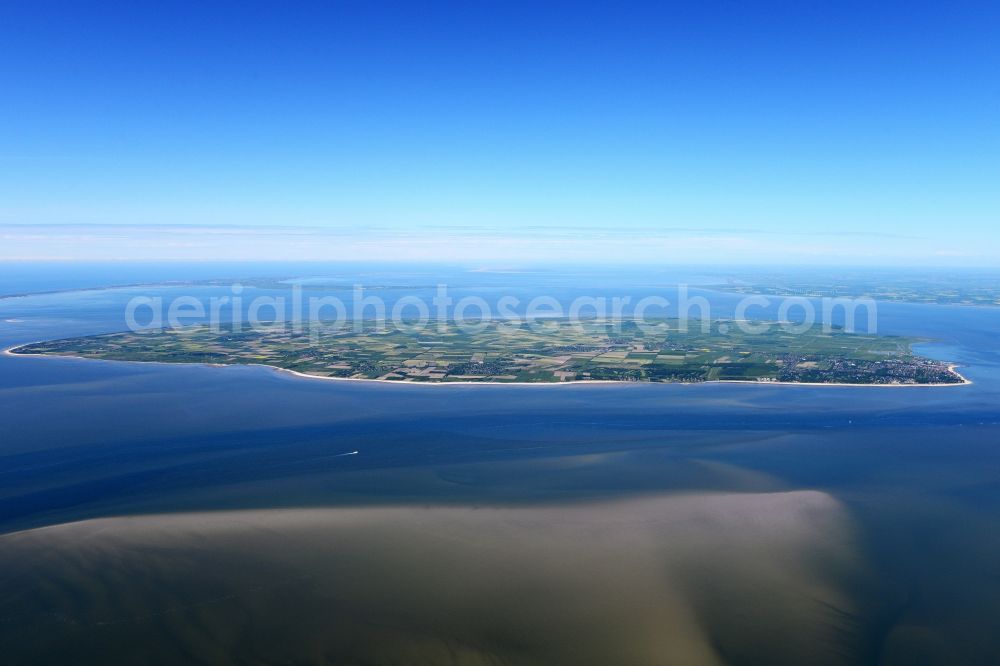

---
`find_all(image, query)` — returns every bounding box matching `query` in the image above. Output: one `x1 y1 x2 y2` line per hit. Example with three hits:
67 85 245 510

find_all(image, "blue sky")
1 1 998 264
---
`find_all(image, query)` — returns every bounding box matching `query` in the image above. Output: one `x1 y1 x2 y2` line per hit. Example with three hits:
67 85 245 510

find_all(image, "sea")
1 262 999 665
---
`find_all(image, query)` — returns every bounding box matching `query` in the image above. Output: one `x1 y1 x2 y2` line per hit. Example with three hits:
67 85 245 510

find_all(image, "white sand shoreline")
3 344 972 388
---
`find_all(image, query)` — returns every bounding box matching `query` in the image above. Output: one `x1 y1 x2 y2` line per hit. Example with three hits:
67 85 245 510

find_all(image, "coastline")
3 344 972 388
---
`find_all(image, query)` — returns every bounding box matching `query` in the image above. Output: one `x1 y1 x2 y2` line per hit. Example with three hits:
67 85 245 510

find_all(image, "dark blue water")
2 269 999 525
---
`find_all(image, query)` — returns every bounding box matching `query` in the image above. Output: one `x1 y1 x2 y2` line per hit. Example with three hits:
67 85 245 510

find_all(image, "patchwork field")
14 318 964 385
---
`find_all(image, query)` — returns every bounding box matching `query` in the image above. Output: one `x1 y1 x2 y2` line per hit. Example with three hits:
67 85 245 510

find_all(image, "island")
709 270 1000 306
9 318 967 386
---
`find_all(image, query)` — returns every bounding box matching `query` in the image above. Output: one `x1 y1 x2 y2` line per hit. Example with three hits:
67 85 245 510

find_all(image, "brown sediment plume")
0 491 867 665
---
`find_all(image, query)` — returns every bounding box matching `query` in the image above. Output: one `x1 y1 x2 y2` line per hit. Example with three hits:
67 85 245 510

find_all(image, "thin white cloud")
0 223 993 266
